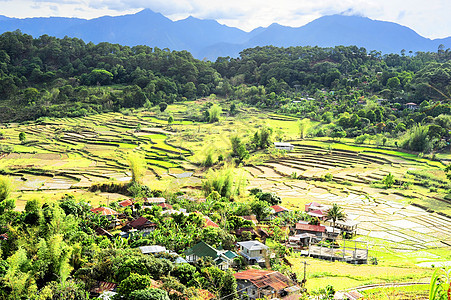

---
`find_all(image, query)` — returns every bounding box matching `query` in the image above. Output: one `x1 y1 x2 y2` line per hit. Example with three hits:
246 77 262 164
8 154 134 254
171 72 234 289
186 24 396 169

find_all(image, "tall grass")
202 164 246 198
127 153 146 184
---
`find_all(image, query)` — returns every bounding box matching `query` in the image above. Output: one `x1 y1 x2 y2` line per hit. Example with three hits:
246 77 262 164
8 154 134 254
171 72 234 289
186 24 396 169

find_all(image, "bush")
129 288 170 300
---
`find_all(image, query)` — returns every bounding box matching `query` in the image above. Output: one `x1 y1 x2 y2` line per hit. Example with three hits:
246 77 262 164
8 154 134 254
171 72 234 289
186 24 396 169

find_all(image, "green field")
1 102 451 295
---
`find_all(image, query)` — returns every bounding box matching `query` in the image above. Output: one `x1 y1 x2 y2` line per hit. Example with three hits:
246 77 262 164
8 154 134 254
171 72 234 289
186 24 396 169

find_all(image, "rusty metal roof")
295 223 326 233
270 205 289 213
118 199 133 207
89 281 117 294
90 207 118 216
233 269 296 291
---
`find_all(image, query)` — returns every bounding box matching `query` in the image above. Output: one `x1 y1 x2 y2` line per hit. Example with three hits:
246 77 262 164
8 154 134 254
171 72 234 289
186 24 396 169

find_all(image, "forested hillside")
0 31 451 148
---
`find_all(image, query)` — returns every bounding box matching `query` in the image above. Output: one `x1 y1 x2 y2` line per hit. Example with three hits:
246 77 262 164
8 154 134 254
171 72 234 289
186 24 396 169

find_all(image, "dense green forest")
0 30 451 151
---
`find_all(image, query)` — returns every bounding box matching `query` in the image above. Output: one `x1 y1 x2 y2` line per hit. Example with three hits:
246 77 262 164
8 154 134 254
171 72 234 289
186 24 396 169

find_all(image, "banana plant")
429 267 451 300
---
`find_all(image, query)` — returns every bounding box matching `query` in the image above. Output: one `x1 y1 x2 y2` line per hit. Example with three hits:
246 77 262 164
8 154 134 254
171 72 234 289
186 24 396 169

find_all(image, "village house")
233 269 301 299
237 240 270 266
274 142 294 151
157 203 173 210
122 216 157 232
304 202 329 221
118 199 133 208
90 207 120 228
142 197 166 209
294 222 326 240
270 205 290 217
325 219 359 237
185 241 238 270
405 102 418 110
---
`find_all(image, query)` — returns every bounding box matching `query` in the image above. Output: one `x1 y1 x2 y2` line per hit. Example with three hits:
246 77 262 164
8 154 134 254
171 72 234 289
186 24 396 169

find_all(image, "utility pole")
301 260 309 287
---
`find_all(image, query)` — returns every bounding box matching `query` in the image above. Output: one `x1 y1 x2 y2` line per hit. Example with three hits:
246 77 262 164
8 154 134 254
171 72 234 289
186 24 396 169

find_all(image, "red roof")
295 223 326 233
271 205 288 213
157 203 173 209
233 269 295 291
128 217 156 229
119 199 133 207
204 217 219 228
309 209 324 216
90 207 118 216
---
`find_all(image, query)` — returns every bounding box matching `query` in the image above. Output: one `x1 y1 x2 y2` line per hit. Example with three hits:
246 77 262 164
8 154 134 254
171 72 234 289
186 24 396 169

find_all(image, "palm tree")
326 203 347 234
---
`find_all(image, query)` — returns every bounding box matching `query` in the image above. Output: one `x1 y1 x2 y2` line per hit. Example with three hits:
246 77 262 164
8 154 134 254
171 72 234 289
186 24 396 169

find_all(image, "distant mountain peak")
0 11 448 60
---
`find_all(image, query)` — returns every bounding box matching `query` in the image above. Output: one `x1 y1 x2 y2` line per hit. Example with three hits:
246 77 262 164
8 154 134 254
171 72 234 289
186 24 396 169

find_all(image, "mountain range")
0 9 450 60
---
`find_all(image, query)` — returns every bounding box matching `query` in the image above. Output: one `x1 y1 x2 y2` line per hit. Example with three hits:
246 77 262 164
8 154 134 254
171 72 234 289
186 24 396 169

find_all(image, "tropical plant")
429 267 450 300
326 203 347 233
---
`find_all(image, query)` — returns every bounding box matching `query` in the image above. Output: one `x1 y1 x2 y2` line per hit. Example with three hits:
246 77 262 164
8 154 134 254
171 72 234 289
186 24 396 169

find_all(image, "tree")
168 115 174 124
326 203 347 233
382 173 395 188
117 273 152 296
19 132 26 143
159 102 168 112
129 288 170 300
208 104 222 123
250 200 271 222
230 136 249 163
298 118 311 139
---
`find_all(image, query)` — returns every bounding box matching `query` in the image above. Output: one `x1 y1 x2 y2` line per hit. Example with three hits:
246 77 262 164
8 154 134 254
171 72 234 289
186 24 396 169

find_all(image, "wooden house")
233 269 301 299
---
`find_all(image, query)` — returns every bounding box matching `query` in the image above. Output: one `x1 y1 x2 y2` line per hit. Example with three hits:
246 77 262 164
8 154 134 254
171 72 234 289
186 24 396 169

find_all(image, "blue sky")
0 0 450 38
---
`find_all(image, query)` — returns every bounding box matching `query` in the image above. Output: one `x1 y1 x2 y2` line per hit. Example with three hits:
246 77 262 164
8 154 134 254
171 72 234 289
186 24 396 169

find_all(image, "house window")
260 250 262 254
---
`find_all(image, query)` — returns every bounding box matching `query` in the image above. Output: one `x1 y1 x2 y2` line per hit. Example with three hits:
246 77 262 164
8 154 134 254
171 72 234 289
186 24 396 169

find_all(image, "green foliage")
326 203 347 233
249 188 281 205
202 166 234 198
0 175 13 202
168 115 174 124
402 124 432 153
428 268 450 300
127 153 147 185
117 273 152 296
230 136 249 163
129 288 170 300
382 173 396 188
250 199 271 221
298 118 311 139
19 132 26 143
252 126 273 150
208 104 222 123
159 102 168 112
203 151 214 167
323 173 333 182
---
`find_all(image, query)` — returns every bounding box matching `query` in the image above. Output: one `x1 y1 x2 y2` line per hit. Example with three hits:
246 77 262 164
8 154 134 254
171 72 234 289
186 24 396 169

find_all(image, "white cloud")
0 0 449 38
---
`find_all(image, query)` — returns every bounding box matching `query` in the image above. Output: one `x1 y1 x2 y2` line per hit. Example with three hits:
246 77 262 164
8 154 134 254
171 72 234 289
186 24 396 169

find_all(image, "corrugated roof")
90 281 117 294
118 199 133 207
270 205 289 213
204 217 219 228
128 216 155 229
233 269 295 291
139 245 167 254
144 197 166 203
157 203 173 209
185 241 220 258
90 207 118 216
237 240 269 251
295 223 326 233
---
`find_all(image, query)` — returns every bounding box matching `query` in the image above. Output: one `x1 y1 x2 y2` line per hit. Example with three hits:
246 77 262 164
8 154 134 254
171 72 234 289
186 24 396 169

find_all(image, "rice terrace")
0 23 450 299
1 99 451 297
